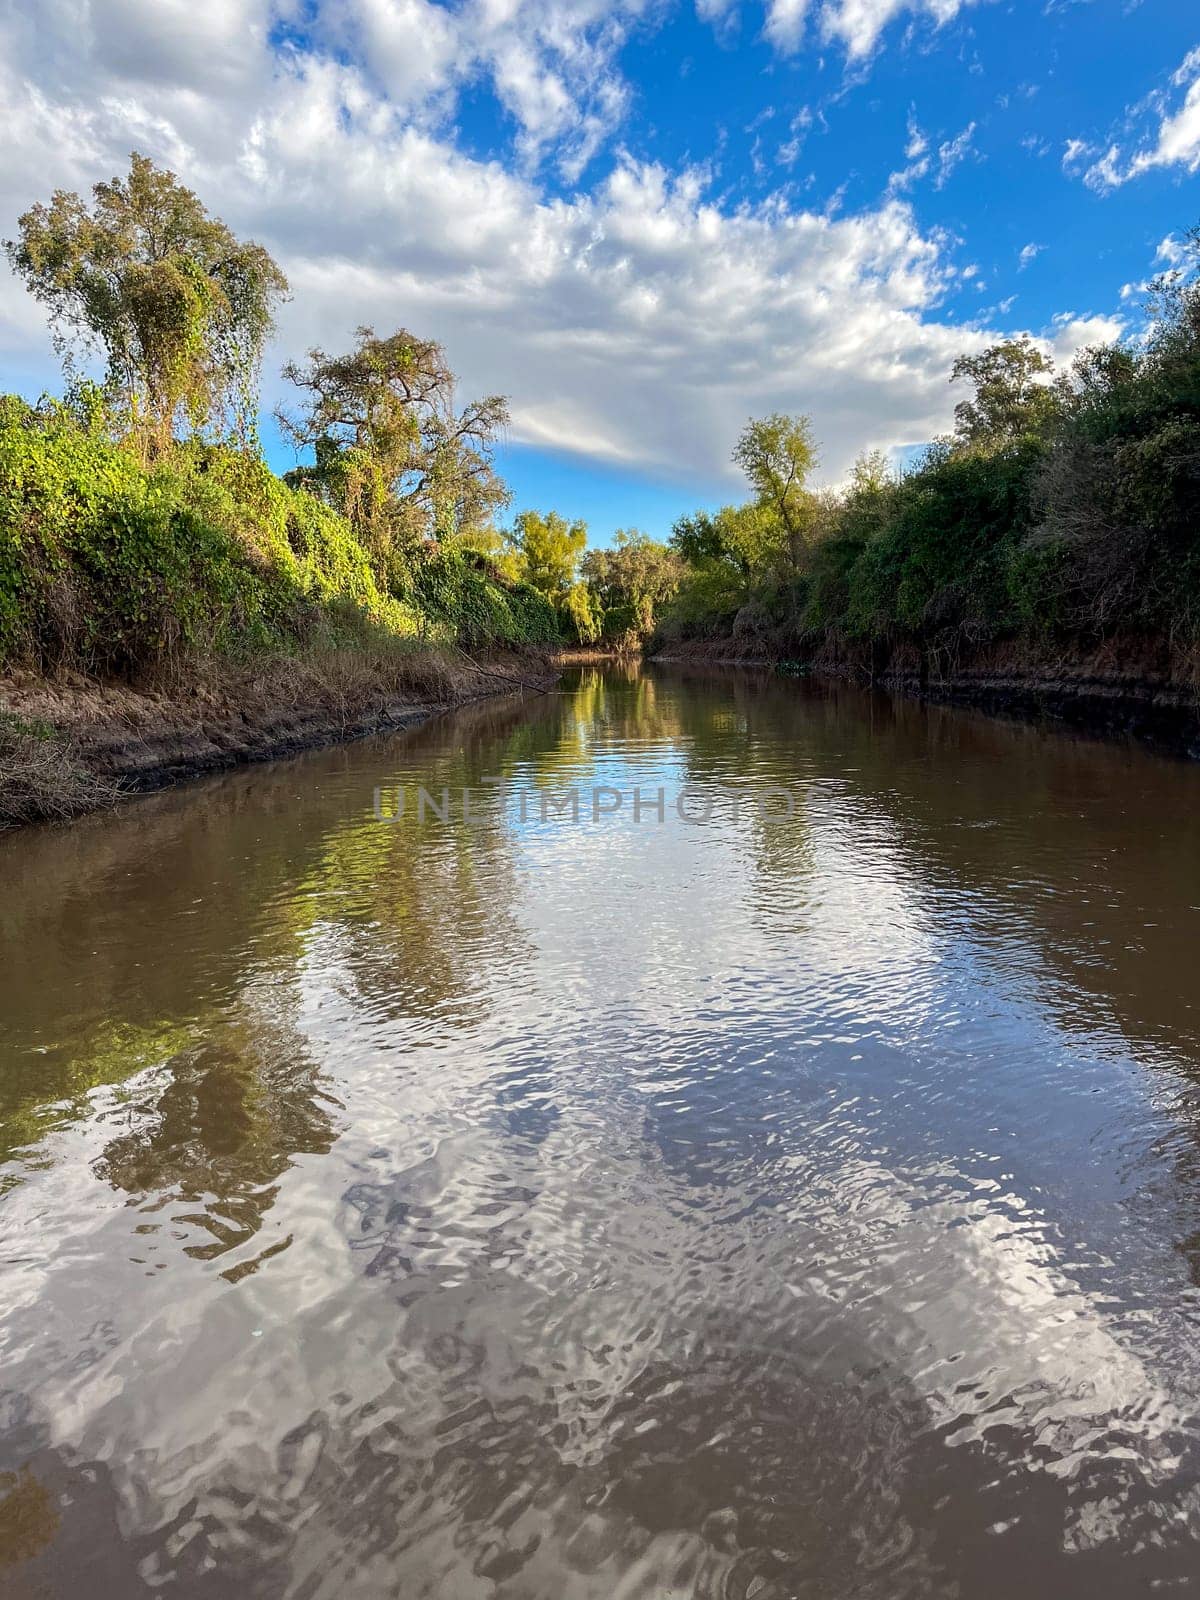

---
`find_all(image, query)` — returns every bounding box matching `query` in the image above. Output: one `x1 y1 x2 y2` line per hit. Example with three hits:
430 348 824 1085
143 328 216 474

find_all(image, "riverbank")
0 646 558 829
652 637 1200 759
552 645 642 665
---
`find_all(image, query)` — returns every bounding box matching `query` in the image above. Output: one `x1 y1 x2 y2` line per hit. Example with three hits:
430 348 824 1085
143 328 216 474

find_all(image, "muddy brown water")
3 663 1200 1597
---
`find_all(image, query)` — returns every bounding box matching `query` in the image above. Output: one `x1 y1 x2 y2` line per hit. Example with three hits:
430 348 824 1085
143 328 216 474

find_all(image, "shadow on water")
3 665 1200 1594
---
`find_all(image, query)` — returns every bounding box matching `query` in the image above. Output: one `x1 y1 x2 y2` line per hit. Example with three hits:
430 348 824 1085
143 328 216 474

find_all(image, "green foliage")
280 326 509 569
509 509 587 600
660 417 820 643
565 580 601 645
0 395 426 674
842 440 1045 641
3 153 287 453
665 262 1200 662
580 529 683 642
950 336 1063 452
732 412 819 568
0 157 569 673
399 542 561 648
1024 249 1200 641
504 508 602 643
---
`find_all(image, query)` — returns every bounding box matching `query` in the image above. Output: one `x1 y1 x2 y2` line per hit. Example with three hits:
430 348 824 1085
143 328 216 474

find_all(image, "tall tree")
4 152 288 452
508 508 596 642
509 509 588 599
581 529 683 633
280 327 509 565
669 501 793 581
950 337 1062 451
732 413 819 568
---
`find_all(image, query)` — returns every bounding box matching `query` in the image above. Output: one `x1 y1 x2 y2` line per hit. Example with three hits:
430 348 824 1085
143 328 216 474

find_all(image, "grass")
0 713 122 827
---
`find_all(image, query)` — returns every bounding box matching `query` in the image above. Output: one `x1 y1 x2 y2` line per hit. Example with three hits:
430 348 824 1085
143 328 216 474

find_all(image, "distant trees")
3 153 288 454
10 155 1200 675
732 413 819 570
661 412 820 637
509 509 587 598
279 327 509 568
504 509 596 641
580 530 683 641
661 241 1200 663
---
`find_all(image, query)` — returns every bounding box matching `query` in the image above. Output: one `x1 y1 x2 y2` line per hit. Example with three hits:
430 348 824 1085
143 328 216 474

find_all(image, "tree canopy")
949 336 1062 451
581 530 683 638
3 152 288 452
732 413 819 568
280 326 509 563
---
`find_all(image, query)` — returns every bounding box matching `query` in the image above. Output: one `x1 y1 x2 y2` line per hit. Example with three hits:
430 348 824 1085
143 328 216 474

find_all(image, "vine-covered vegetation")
0 155 568 679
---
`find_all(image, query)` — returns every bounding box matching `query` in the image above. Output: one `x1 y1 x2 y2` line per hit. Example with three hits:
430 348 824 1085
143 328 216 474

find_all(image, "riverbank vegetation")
0 153 687 688
3 154 1198 822
0 155 572 682
658 234 1200 678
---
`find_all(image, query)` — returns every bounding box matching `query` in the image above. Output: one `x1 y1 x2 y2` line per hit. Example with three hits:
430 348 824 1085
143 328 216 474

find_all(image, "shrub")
0 398 425 675
398 543 562 648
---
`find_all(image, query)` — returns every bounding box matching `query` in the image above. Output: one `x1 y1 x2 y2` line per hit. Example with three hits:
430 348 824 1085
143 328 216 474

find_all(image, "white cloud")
888 118 976 193
758 0 980 59
777 104 814 165
934 121 976 187
1071 46 1200 191
1126 49 1200 180
763 0 811 52
1017 241 1044 269
1082 142 1125 192
1155 233 1185 266
818 0 981 59
887 154 929 192
0 2 1117 491
1045 312 1125 367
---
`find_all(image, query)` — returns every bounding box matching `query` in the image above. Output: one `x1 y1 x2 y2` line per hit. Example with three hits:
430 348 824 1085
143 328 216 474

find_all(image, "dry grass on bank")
0 641 557 830
0 715 123 827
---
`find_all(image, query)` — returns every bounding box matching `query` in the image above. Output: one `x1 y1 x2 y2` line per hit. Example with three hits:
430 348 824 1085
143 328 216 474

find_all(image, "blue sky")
1 0 1198 545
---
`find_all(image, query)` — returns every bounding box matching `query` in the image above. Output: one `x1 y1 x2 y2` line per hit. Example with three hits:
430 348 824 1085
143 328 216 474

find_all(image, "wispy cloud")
1068 46 1200 191
756 0 983 61
777 105 814 166
934 122 977 188
886 116 976 193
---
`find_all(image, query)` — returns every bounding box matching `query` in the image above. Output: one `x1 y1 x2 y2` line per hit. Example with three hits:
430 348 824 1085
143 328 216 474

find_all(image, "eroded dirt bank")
0 649 558 828
653 637 1200 759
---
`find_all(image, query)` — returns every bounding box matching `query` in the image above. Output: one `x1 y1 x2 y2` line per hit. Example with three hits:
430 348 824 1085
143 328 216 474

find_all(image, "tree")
732 413 819 568
669 511 735 570
565 581 601 645
280 327 509 565
581 529 684 636
283 324 512 563
4 152 287 453
950 337 1063 451
832 450 896 543
669 501 790 581
508 509 588 600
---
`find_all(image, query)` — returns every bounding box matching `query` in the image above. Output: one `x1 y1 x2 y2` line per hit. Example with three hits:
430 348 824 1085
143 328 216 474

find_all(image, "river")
3 663 1200 1597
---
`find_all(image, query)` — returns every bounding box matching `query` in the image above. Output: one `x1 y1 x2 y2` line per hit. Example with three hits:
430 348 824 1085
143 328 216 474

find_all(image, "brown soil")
652 636 1200 759
0 647 558 829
